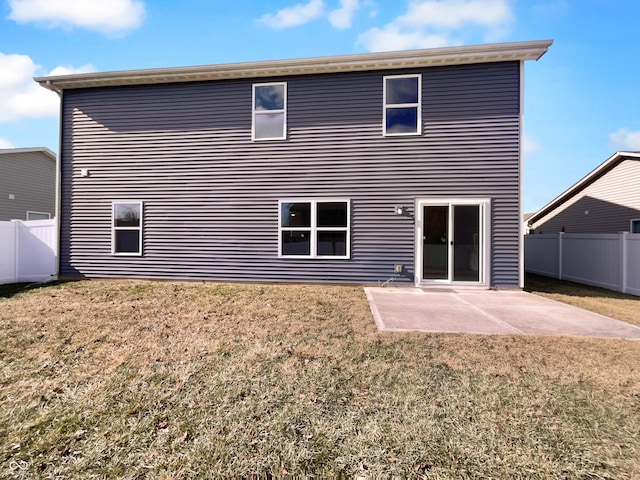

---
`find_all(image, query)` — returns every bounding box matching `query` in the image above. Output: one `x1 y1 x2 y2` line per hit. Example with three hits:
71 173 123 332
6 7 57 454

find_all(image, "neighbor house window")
279 199 350 258
631 219 640 233
383 74 421 136
26 211 51 220
112 201 142 255
253 82 287 140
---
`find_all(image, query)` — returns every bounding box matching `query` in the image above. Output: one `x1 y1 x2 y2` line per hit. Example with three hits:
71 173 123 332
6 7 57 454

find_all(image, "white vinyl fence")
525 232 640 296
0 219 57 285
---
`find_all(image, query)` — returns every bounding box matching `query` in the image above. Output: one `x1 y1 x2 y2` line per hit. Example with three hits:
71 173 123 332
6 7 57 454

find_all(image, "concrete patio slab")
364 287 640 339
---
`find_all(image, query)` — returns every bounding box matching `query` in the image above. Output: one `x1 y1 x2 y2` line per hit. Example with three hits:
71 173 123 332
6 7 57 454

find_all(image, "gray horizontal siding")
0 151 55 221
60 62 521 285
532 159 640 234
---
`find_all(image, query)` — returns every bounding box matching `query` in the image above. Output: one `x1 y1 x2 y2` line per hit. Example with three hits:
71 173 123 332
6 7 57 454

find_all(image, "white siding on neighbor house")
59 62 523 285
530 159 640 234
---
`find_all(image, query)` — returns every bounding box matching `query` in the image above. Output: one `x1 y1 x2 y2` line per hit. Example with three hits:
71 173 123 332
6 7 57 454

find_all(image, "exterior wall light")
395 206 404 215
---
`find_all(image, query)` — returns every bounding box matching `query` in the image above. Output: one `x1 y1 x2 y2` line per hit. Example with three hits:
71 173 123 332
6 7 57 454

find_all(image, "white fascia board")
35 40 553 92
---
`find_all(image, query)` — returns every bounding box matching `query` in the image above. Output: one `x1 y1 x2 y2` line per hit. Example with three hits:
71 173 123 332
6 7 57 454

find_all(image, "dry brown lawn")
526 273 640 327
1 279 639 478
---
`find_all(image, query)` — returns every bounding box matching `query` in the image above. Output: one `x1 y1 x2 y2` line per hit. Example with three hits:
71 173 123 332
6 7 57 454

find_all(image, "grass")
525 273 640 327
0 279 639 478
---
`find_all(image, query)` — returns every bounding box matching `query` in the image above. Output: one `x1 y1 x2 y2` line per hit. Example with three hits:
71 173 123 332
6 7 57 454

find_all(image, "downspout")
518 60 525 289
46 79 63 282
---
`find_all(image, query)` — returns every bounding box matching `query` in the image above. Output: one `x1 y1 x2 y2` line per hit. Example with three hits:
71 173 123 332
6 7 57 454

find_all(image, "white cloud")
258 0 325 29
609 128 640 151
359 25 453 51
8 0 145 35
0 52 95 123
358 0 513 52
0 138 16 149
329 0 360 29
397 0 512 29
523 134 542 157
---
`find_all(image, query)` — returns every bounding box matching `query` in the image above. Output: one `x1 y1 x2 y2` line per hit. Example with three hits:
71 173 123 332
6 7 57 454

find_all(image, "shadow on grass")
525 273 638 300
0 280 66 299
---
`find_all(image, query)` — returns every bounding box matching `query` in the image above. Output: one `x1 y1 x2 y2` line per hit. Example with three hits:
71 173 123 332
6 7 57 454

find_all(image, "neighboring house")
523 212 534 235
36 40 551 287
528 151 640 234
0 148 56 221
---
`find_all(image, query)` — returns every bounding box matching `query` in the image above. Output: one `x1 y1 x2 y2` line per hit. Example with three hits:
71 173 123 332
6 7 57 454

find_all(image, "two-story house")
36 40 552 287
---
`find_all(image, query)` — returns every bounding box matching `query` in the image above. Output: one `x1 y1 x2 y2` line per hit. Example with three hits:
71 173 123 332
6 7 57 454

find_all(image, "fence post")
13 221 19 283
558 232 563 280
620 232 628 294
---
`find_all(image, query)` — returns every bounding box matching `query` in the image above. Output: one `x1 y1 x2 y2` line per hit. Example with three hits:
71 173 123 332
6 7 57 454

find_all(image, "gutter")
35 39 553 91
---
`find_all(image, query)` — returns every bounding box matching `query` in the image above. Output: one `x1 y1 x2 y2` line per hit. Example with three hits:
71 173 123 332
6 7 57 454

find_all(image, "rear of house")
0 148 56 221
37 40 551 287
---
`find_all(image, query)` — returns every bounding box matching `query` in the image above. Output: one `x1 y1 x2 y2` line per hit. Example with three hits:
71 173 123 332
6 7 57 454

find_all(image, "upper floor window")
113 201 143 256
253 82 287 141
631 219 640 234
383 74 421 136
279 199 350 258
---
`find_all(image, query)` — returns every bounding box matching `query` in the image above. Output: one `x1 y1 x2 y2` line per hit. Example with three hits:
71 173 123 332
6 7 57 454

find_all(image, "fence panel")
626 234 640 296
524 234 559 277
525 232 639 297
562 234 620 291
0 220 57 284
0 222 17 284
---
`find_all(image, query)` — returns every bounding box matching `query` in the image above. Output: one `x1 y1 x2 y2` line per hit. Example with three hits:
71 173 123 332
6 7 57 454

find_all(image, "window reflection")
386 77 419 104
114 203 140 227
281 202 311 227
255 85 285 111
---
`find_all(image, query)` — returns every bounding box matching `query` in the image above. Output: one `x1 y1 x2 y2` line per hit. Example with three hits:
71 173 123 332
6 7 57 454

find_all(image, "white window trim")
278 198 351 259
26 211 51 220
413 197 491 288
112 201 143 256
631 219 640 233
252 82 287 141
383 74 422 137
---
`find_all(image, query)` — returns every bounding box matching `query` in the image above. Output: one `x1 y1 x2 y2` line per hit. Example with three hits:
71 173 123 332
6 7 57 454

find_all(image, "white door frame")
414 198 491 287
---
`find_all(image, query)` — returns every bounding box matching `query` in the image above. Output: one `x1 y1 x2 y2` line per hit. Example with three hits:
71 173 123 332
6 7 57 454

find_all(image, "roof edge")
527 151 640 226
0 147 56 161
35 39 552 91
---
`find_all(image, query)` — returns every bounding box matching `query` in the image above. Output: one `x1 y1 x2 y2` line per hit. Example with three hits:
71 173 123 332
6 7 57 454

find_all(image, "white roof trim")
0 147 56 161
528 151 640 225
35 40 552 92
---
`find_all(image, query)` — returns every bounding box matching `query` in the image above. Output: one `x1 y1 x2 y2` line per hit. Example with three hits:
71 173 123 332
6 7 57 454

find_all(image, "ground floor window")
26 211 51 220
112 201 143 255
632 219 640 233
279 199 350 258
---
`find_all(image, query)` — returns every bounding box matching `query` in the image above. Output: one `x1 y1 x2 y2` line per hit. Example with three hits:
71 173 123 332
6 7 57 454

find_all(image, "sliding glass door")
420 201 484 284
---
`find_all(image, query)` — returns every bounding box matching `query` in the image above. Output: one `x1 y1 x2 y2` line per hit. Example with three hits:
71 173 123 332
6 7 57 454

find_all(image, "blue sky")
1 0 638 212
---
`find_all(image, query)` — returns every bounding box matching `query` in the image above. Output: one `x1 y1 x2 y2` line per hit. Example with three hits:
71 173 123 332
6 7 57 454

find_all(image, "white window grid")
278 198 351 259
383 74 422 136
252 82 287 141
112 200 143 256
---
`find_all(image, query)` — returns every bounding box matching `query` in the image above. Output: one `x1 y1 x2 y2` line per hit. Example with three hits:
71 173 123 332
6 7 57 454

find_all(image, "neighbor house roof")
35 39 552 93
0 147 56 161
527 151 640 226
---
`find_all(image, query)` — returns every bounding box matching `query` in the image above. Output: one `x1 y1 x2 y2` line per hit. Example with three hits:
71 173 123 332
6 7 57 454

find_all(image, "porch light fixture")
395 206 404 215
